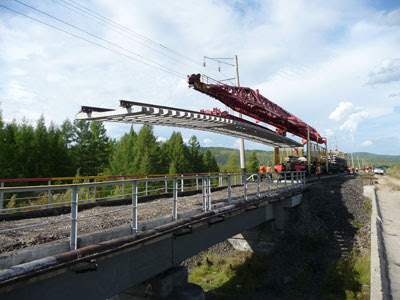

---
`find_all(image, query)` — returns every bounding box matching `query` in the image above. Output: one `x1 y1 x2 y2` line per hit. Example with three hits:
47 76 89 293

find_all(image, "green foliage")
189 251 273 296
387 165 400 179
320 251 370 300
204 147 273 170
246 151 259 173
109 126 137 175
203 149 219 172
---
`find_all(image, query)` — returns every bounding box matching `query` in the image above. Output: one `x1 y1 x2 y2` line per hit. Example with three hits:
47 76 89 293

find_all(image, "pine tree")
88 121 111 175
166 132 190 174
203 149 219 172
188 135 205 173
131 125 160 175
15 119 35 178
109 126 137 174
33 116 50 177
247 151 259 173
226 152 240 172
72 120 92 175
1 121 18 178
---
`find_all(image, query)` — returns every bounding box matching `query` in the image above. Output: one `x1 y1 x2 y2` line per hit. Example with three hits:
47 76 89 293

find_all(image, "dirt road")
376 175 400 298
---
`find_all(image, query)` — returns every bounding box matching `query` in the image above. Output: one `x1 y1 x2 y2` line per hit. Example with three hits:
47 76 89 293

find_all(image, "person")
259 164 266 180
316 163 321 179
267 164 273 180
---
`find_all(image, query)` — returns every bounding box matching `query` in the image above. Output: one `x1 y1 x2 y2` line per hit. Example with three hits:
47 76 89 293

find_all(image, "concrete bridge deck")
0 172 307 299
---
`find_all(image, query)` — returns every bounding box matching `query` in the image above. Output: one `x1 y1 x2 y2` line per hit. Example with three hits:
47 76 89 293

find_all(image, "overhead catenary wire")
61 0 205 67
0 6 183 79
56 0 222 76
50 0 207 73
11 0 186 78
55 0 227 79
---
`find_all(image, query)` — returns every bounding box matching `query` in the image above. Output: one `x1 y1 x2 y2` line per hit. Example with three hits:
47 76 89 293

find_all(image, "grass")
363 197 372 216
387 165 400 179
321 249 370 300
188 250 273 298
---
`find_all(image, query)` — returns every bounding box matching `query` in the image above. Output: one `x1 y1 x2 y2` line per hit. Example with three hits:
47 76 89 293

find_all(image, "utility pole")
357 156 361 169
234 55 246 174
351 152 354 169
307 128 311 174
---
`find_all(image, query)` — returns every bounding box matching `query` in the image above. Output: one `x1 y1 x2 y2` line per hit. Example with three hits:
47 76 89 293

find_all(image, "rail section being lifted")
76 100 301 148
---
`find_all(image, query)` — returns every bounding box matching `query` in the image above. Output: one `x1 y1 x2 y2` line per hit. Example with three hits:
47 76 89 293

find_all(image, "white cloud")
324 129 334 137
361 140 372 146
156 136 166 143
203 138 212 144
0 1 400 155
339 111 369 133
329 101 354 121
367 58 400 86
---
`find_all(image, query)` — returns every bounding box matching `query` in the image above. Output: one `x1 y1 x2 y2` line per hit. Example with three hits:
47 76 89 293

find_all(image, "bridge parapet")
0 171 306 299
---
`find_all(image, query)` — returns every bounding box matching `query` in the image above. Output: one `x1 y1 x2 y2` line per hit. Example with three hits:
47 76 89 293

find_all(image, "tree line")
0 113 224 179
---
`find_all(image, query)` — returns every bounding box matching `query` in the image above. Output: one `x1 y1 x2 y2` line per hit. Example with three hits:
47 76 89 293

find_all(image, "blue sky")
0 0 400 155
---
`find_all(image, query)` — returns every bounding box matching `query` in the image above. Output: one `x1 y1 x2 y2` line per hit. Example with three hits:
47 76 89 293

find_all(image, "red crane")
187 74 325 144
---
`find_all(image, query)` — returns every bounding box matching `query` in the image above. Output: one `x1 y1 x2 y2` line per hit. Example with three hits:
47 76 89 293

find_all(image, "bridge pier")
228 193 303 253
0 188 305 300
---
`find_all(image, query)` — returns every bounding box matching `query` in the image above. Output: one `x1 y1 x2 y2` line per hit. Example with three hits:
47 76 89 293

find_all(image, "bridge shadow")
201 175 369 299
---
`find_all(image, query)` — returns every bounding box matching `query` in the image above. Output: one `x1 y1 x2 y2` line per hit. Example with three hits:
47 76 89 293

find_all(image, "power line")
51 0 204 73
56 0 223 76
0 3 185 78
12 0 186 78
59 0 208 68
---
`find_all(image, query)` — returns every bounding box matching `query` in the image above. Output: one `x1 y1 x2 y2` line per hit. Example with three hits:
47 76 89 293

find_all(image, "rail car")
274 147 348 175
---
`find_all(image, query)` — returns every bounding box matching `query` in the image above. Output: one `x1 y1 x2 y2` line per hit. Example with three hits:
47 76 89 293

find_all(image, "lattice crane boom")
187 74 325 144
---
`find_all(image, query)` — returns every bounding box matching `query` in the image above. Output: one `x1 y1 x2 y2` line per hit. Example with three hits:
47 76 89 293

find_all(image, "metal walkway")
75 100 301 148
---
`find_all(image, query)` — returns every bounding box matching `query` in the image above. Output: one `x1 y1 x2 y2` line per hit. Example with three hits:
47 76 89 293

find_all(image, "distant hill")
200 147 273 166
351 152 400 166
200 147 400 167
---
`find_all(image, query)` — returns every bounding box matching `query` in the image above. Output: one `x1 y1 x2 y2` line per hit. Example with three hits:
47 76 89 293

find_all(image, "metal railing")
0 171 306 251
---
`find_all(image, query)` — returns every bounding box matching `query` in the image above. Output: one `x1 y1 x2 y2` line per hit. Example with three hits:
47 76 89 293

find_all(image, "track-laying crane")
187 74 325 144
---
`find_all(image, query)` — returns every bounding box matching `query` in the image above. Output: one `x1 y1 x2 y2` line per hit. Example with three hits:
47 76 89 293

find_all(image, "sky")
0 0 400 155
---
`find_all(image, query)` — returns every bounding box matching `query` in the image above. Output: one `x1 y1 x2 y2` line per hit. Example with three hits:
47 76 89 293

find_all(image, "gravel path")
376 175 400 298
0 180 287 254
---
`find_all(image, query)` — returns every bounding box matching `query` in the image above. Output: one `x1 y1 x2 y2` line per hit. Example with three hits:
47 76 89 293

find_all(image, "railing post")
87 179 90 202
276 173 280 190
268 172 271 195
234 175 237 186
227 174 232 204
145 176 148 196
181 175 184 192
207 175 211 210
196 175 199 190
131 181 137 233
70 185 78 251
122 177 125 198
257 173 260 198
303 171 306 187
173 178 178 220
291 172 294 187
202 176 207 211
284 172 287 189
243 173 247 200
93 178 97 202
48 180 52 205
219 173 222 187
0 182 4 213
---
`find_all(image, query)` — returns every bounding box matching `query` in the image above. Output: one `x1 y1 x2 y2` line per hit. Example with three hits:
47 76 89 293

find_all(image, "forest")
0 113 261 180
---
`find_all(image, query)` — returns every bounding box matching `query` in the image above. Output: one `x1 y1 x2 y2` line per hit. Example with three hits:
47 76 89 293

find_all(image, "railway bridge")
0 99 335 299
0 171 313 299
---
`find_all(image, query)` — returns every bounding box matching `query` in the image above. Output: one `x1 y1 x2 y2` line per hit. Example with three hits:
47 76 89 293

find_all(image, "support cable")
11 0 185 78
